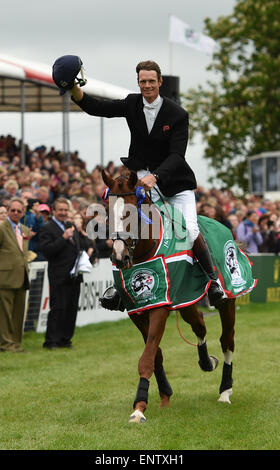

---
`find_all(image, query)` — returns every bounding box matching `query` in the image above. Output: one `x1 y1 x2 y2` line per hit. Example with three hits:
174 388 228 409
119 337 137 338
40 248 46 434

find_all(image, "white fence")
24 259 128 333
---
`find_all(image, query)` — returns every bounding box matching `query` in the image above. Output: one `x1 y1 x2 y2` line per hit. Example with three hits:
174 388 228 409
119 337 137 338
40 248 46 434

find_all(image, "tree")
182 0 280 193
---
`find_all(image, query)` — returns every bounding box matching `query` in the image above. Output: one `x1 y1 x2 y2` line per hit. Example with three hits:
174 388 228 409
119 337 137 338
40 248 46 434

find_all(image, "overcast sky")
0 0 236 186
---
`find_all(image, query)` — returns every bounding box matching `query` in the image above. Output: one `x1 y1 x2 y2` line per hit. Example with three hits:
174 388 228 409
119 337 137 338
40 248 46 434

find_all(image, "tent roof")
0 54 133 112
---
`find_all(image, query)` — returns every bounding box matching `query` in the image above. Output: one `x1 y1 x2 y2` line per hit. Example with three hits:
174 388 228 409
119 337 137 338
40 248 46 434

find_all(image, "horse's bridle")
106 187 156 261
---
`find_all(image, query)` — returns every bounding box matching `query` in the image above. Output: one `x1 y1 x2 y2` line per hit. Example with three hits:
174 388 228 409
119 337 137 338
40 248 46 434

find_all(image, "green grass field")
0 303 279 450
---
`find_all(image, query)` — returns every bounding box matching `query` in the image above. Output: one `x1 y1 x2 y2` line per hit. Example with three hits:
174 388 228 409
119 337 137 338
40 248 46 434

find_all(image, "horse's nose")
123 255 132 269
115 255 132 270
115 258 124 269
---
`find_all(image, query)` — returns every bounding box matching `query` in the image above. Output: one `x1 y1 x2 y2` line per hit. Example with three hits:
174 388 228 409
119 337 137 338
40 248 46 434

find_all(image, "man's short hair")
8 197 25 209
4 179 19 189
136 61 162 81
38 186 49 193
53 197 70 210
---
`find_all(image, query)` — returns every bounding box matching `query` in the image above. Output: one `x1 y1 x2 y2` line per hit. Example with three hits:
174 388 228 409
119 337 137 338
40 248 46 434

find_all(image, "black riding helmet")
52 55 86 95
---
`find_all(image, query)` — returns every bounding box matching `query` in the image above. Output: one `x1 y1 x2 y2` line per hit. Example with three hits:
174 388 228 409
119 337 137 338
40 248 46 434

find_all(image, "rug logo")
130 268 159 299
224 241 246 288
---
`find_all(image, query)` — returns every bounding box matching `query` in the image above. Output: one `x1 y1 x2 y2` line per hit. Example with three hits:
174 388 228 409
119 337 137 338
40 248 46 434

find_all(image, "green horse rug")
112 202 257 315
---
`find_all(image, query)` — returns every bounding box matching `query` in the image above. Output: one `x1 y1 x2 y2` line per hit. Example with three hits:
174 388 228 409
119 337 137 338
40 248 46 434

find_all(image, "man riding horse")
52 56 224 307
52 57 257 420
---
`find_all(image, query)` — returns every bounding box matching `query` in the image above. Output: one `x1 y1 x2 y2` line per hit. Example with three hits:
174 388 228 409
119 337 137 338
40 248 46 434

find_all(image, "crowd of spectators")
196 186 280 254
0 134 118 260
1 133 280 256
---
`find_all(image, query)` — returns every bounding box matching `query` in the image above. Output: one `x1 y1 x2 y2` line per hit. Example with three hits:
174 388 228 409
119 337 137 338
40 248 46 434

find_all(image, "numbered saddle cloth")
112 202 257 315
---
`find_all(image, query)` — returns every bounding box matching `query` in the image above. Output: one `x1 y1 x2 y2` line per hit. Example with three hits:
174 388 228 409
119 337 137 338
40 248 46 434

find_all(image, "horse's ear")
128 171 138 189
102 169 114 189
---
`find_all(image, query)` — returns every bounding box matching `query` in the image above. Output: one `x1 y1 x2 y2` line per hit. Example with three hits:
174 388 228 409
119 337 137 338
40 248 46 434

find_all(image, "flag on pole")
169 15 217 55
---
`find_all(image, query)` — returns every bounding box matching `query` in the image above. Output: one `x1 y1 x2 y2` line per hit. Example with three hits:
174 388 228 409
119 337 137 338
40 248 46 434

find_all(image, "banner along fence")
236 254 280 305
23 254 279 333
24 258 127 333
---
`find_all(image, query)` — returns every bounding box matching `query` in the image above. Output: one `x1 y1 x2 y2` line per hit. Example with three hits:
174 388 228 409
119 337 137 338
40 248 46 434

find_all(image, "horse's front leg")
130 311 173 410
129 308 169 423
217 298 235 404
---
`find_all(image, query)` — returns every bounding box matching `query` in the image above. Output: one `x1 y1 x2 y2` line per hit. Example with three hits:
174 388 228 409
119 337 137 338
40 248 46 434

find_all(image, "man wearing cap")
20 194 45 260
40 204 51 223
52 57 224 306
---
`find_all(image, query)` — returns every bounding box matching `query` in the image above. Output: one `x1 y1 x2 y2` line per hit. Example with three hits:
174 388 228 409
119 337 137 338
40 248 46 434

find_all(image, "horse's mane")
113 170 143 189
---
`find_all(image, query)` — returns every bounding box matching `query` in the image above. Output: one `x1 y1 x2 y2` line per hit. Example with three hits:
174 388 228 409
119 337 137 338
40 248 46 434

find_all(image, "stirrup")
99 286 125 311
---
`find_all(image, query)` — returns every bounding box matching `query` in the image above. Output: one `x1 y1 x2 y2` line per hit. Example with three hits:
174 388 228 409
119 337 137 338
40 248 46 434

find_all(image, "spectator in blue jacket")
20 195 45 259
236 210 263 253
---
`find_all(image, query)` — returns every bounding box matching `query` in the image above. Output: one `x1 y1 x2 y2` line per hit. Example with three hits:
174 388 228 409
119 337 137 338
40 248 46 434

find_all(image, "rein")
176 312 197 347
108 186 153 225
150 186 187 240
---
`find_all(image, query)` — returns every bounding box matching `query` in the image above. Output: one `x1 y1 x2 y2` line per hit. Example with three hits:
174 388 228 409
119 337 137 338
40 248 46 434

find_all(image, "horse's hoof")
210 355 219 370
218 388 232 404
198 354 219 372
159 393 171 408
129 409 146 423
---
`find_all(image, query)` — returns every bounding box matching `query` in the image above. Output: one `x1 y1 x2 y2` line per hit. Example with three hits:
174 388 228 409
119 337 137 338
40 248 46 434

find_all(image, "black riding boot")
193 233 224 306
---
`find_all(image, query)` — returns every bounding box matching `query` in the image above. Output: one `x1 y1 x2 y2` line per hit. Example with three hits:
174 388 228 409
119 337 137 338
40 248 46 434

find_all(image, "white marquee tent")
0 53 133 163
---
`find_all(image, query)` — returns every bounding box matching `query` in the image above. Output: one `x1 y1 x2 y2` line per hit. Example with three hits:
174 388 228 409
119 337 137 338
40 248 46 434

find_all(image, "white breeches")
137 170 200 247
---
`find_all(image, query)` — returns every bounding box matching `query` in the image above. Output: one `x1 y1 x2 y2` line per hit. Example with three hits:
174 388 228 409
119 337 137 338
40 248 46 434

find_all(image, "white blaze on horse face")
113 198 126 261
114 197 125 233
114 239 126 261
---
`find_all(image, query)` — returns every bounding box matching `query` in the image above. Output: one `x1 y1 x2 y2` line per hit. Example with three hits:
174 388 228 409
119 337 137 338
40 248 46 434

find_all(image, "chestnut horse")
102 169 235 423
